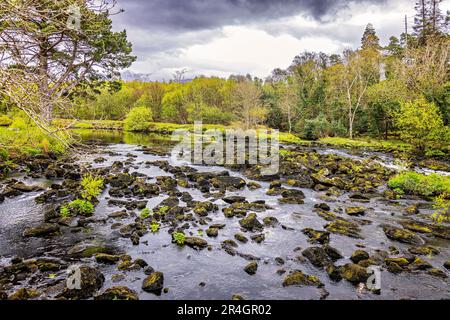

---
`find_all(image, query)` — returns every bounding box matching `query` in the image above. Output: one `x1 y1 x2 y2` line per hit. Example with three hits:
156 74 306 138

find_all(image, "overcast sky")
111 0 449 81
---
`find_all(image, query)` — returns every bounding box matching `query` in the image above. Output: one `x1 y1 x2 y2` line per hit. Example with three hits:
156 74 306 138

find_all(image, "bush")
172 232 186 246
81 174 104 201
297 114 333 140
388 172 450 197
124 107 153 132
394 98 450 153
60 199 95 217
0 115 13 127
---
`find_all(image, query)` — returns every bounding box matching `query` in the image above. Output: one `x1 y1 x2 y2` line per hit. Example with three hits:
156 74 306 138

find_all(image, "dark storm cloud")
114 0 387 32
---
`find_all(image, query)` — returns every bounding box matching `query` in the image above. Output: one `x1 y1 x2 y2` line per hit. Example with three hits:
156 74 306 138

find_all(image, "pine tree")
361 23 381 50
414 0 432 44
429 0 444 34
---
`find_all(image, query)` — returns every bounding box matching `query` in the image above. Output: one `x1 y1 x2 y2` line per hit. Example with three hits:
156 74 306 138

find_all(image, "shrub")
0 148 9 160
388 172 450 197
172 232 186 246
124 107 153 132
394 98 450 153
81 174 104 201
60 199 95 217
432 193 450 223
150 221 160 233
140 208 151 219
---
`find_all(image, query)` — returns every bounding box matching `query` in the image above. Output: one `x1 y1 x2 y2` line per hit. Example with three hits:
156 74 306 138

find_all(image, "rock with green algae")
302 228 330 244
58 266 105 300
408 246 440 256
239 213 263 231
340 263 370 284
8 288 40 300
382 225 425 245
234 233 248 243
22 223 60 238
206 227 219 238
184 237 208 250
282 270 323 287
232 294 245 300
95 286 139 300
345 206 366 216
325 219 362 239
244 262 258 275
350 250 370 264
95 253 121 264
142 272 164 294
426 268 448 279
302 247 332 268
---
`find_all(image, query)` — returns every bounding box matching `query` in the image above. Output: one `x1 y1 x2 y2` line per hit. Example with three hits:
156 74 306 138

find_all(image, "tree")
413 0 447 44
0 0 135 136
394 98 450 152
361 23 381 50
327 49 380 139
232 81 266 129
279 80 299 133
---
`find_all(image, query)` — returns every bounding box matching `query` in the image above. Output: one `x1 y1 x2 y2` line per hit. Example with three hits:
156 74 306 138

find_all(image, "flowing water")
0 129 449 300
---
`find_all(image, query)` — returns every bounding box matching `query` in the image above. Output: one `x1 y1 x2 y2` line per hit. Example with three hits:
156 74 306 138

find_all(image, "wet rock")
282 270 323 287
142 272 164 295
263 216 279 227
302 228 330 245
314 203 330 211
59 266 105 300
211 176 246 190
23 223 60 238
239 213 263 231
67 241 113 258
405 204 419 215
444 261 450 270
325 219 362 239
244 262 258 275
340 263 369 284
223 196 246 204
8 288 40 300
232 294 245 300
111 274 126 283
247 182 261 190
426 268 448 279
234 233 248 243
95 286 139 300
326 265 342 282
302 247 332 268
108 211 129 219
58 217 78 227
408 257 433 271
399 220 433 234
194 201 218 217
345 206 366 216
382 225 425 245
350 250 370 264
387 262 404 274
11 182 44 193
109 173 134 189
349 193 370 202
185 237 208 250
408 246 440 256
279 189 305 204
251 234 265 243
95 254 121 265
130 232 140 246
206 227 219 238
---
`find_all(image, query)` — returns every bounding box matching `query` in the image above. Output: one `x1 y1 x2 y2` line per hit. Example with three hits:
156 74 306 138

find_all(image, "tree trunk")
349 107 353 139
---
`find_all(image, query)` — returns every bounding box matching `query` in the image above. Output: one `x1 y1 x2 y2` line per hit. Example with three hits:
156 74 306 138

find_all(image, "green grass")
388 171 450 197
53 119 124 130
319 137 412 152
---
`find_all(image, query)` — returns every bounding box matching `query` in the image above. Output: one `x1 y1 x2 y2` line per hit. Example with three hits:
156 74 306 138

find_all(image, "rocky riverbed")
0 130 449 300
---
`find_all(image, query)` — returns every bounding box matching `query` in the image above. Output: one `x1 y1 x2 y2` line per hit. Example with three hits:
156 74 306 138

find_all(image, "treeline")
56 0 449 151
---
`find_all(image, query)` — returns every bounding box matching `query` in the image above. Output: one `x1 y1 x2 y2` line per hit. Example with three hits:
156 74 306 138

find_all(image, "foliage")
60 199 95 217
172 232 186 246
394 98 450 152
81 175 104 201
432 193 450 223
0 115 12 127
150 221 160 233
388 172 450 197
140 208 151 219
124 107 153 132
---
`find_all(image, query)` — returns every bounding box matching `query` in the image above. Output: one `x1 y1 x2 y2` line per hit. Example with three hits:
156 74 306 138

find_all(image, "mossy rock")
408 257 433 271
443 261 450 270
239 213 263 231
426 268 448 279
185 237 208 250
345 206 366 216
59 266 105 300
95 286 139 300
302 228 330 244
22 223 60 238
385 257 411 267
382 225 425 245
302 247 332 268
95 253 121 265
206 227 219 238
408 246 440 256
8 288 40 300
325 219 362 239
244 262 258 275
350 250 369 264
234 233 248 243
282 270 323 287
142 272 164 294
340 263 370 284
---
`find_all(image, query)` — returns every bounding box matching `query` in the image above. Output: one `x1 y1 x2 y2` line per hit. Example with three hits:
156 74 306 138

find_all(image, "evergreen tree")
361 24 381 50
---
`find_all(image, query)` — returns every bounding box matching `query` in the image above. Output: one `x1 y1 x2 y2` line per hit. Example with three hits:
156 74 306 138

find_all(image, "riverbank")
0 131 449 300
